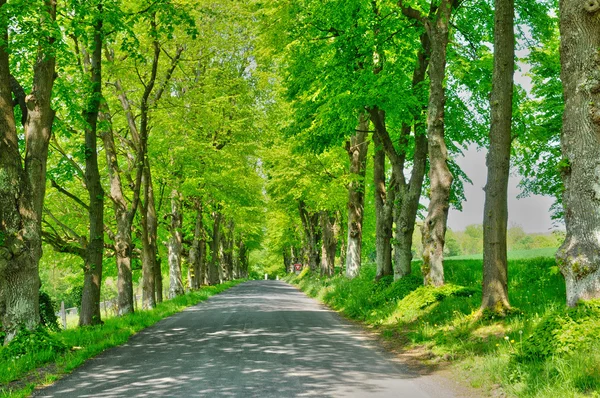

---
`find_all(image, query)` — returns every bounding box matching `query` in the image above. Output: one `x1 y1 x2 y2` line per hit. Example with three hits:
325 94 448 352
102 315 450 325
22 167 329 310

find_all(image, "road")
35 280 465 397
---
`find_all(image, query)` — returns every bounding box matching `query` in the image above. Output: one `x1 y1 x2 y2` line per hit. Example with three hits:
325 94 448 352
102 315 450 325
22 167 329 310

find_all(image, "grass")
0 280 243 398
286 253 600 397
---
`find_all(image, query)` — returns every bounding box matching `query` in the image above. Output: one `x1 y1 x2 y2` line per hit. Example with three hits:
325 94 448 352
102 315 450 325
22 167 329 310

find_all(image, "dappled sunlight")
35 281 443 398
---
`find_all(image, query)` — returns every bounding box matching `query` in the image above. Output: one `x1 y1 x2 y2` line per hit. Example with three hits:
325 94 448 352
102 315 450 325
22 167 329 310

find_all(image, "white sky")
447 144 559 233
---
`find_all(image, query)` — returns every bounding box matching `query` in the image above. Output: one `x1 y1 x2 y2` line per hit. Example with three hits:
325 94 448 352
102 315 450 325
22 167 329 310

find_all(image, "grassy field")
447 247 558 260
0 281 243 398
286 251 600 397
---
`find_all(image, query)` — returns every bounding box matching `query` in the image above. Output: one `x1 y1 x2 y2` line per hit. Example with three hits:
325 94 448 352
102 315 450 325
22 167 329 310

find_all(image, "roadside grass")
286 255 600 397
0 280 243 398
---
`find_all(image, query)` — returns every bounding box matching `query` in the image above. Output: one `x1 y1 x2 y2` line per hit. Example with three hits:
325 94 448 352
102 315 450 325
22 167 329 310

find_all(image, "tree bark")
345 115 370 279
167 189 184 298
141 161 157 309
208 211 222 285
238 241 248 278
298 201 321 272
188 199 204 289
101 119 134 315
481 0 514 313
373 133 393 280
420 1 454 287
320 211 336 276
0 0 57 341
556 0 600 306
80 2 105 326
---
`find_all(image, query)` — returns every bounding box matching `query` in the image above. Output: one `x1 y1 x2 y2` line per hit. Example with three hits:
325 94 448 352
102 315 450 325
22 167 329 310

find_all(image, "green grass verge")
286 257 600 397
0 280 244 398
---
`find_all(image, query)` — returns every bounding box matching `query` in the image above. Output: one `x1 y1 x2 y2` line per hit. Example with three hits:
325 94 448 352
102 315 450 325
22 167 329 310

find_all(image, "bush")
39 290 60 331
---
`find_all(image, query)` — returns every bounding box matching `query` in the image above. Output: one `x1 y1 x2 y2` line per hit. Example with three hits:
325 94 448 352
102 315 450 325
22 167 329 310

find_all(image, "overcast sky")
447 145 560 233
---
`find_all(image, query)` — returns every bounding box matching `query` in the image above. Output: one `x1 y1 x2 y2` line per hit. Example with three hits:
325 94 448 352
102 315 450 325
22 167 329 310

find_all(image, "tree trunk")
420 3 454 287
167 189 184 298
80 3 105 326
320 211 336 276
298 201 321 272
155 256 163 303
189 199 204 289
208 211 222 285
238 241 248 278
373 133 393 280
141 161 156 309
101 120 134 315
224 220 234 281
0 0 56 341
481 0 514 313
556 0 600 306
345 115 370 278
338 211 346 275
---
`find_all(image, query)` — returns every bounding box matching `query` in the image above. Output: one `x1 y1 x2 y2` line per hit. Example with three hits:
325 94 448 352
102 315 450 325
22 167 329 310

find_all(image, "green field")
447 247 558 261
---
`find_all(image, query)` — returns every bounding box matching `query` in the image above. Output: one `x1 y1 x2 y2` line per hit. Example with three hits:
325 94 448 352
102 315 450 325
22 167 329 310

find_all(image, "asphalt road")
35 280 463 397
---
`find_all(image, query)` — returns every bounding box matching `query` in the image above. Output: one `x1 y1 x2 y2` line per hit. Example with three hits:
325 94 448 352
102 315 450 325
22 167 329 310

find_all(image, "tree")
481 0 515 314
556 0 600 306
0 0 58 341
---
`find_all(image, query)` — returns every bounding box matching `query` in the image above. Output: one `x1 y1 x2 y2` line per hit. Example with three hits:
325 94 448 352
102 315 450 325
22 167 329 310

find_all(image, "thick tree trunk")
345 115 370 279
223 220 234 281
420 4 454 287
208 211 222 285
141 162 156 309
147 174 160 302
0 0 56 341
320 211 336 276
167 190 184 298
373 133 393 280
481 0 514 313
556 0 600 306
80 5 105 326
115 215 134 315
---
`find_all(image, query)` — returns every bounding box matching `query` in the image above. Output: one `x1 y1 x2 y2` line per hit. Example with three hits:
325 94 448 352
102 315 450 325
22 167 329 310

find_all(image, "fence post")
60 301 67 329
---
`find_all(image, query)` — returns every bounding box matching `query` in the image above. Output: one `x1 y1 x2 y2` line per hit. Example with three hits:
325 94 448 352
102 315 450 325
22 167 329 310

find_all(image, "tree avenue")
0 1 597 383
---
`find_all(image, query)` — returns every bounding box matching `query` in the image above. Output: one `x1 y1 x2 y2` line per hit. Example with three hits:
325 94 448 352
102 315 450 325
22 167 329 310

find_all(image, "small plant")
1 326 67 361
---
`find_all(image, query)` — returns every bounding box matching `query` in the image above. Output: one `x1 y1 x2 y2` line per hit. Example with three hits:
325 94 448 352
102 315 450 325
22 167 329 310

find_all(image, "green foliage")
1 326 67 361
517 300 600 362
39 291 60 332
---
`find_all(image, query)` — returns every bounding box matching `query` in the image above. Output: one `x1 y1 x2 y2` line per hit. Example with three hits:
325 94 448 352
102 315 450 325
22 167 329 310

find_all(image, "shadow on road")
35 281 445 397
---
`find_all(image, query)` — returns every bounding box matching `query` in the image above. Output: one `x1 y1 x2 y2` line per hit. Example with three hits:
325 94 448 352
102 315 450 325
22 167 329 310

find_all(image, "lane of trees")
1 0 599 344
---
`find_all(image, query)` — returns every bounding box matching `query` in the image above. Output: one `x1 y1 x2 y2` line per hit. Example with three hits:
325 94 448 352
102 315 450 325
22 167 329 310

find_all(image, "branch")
9 74 27 126
397 0 425 22
50 133 86 183
153 45 184 105
50 179 90 211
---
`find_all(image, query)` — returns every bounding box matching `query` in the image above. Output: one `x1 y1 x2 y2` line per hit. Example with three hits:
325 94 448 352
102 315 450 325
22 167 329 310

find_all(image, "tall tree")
481 0 514 313
79 0 106 326
556 0 600 306
345 117 370 279
167 189 184 298
0 0 57 341
372 133 393 279
399 0 458 286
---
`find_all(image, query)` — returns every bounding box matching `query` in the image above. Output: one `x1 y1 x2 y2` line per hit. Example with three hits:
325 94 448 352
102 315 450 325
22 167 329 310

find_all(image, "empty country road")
35 281 466 397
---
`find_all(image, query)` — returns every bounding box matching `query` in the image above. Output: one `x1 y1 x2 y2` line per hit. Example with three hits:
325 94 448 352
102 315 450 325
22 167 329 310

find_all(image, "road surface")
36 280 465 397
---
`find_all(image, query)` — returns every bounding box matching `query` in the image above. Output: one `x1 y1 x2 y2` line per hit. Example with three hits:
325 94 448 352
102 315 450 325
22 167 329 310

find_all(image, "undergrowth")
0 280 243 398
286 257 599 397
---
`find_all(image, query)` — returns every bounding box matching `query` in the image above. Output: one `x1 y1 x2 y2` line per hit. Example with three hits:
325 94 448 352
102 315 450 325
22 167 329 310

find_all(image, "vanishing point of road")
35 281 469 397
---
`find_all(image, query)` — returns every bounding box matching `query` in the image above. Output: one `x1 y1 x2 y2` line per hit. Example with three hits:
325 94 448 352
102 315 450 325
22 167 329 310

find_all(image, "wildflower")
510 340 515 343
504 336 509 340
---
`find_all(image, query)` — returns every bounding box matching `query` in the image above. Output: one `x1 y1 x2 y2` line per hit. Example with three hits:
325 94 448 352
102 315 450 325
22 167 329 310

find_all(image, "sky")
446 144 560 233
